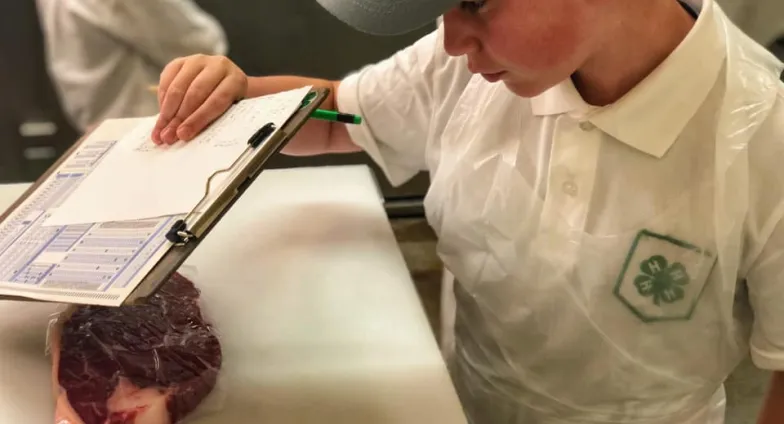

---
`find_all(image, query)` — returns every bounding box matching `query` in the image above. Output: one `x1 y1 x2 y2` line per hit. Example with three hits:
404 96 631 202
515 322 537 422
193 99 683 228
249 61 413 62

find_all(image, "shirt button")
579 121 595 131
562 181 578 196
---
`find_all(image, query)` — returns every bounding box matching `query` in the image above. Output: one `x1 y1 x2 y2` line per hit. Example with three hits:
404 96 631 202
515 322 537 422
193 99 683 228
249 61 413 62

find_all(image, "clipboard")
0 86 330 306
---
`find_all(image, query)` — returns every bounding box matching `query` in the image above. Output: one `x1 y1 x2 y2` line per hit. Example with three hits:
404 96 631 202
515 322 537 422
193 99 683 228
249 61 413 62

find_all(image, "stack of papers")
0 87 312 306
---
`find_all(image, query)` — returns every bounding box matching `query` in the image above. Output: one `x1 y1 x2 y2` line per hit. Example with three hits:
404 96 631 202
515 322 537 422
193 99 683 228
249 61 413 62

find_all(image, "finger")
154 59 207 139
177 76 242 141
152 117 166 145
160 59 207 121
173 63 229 126
157 57 184 108
161 116 184 145
152 59 185 144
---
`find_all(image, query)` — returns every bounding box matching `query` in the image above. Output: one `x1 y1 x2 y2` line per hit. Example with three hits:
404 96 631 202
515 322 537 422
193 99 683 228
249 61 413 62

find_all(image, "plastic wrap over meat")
47 267 224 424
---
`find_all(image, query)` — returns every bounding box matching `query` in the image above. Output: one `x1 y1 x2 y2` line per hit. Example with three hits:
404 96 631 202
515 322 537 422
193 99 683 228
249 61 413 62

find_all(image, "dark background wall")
0 2 81 183
195 0 431 78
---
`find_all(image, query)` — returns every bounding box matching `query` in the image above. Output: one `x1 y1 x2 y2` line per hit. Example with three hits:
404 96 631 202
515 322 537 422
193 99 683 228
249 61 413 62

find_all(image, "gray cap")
315 0 458 36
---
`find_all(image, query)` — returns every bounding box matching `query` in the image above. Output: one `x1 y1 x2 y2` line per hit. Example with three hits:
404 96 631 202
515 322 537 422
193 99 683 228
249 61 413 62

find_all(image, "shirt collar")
530 0 726 158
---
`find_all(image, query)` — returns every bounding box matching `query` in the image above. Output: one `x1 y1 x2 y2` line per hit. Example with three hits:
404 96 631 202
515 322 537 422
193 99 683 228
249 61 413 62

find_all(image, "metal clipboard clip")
160 87 329 248
163 121 279 246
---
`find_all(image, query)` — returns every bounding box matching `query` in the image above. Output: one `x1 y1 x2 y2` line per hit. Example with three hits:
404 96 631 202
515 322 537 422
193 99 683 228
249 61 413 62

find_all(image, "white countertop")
0 165 467 424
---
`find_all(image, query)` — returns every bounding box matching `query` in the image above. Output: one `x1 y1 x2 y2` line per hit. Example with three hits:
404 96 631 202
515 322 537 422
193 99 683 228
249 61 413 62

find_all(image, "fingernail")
161 127 175 142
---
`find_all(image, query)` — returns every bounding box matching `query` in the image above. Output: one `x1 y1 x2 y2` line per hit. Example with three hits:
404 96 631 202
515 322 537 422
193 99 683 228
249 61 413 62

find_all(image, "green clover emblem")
633 255 690 306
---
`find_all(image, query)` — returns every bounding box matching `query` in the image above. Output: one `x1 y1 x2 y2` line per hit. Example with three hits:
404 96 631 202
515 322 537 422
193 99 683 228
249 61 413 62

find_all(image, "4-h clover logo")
633 255 690 306
613 229 716 323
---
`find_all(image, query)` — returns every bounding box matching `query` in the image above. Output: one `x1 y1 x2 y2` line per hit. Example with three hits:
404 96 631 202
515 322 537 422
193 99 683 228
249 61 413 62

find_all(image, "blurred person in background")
35 0 228 133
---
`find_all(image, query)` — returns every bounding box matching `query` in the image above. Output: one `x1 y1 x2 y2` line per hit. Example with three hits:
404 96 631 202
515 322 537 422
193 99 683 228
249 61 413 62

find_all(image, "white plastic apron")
426 11 783 424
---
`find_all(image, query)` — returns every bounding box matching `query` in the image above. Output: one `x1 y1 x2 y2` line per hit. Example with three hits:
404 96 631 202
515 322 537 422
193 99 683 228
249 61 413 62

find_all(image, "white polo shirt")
35 0 228 132
337 0 784 422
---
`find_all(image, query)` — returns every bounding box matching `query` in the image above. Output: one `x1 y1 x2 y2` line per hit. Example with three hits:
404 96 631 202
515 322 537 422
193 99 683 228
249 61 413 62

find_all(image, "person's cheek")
487 34 559 74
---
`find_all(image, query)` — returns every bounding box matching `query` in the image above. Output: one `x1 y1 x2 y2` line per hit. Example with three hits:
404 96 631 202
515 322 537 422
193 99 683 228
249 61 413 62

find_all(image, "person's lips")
468 61 506 82
481 71 506 82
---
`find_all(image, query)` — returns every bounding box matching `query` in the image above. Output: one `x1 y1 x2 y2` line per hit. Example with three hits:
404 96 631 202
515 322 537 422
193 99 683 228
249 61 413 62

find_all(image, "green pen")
301 91 362 125
311 109 362 125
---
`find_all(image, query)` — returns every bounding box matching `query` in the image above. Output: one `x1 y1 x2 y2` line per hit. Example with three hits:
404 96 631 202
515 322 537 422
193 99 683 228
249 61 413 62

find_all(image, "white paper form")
44 86 312 226
0 119 179 306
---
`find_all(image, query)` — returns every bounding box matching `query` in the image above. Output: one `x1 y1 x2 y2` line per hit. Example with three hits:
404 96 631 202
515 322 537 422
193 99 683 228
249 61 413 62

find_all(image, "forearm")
246 76 360 156
758 371 784 423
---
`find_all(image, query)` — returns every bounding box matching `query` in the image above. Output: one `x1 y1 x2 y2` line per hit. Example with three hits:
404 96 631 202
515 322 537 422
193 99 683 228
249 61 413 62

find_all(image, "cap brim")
316 0 456 36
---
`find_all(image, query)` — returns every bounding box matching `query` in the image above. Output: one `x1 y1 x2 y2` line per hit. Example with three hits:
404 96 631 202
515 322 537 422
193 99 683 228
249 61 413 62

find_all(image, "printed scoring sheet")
0 120 179 306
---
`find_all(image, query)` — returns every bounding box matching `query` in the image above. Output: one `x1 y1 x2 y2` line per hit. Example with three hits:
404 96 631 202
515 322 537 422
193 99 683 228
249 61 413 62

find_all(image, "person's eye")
459 0 487 14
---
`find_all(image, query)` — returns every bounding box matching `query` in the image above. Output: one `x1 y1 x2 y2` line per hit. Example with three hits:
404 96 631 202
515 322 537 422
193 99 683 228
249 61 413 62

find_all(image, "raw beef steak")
50 272 222 424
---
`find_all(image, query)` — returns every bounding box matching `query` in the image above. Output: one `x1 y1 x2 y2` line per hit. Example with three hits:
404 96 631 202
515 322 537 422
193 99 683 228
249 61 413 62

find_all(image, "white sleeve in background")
65 0 228 67
35 0 228 130
336 25 470 187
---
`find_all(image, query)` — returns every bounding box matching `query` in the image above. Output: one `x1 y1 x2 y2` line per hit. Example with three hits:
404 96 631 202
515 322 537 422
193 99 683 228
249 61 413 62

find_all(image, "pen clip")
300 91 317 108
248 122 277 148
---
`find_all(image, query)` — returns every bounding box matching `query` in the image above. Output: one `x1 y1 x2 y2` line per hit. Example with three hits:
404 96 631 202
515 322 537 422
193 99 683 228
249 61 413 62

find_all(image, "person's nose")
442 8 480 57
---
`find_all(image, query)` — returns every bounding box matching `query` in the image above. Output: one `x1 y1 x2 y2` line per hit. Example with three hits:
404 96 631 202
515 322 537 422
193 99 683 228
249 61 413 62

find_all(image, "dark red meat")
52 272 222 424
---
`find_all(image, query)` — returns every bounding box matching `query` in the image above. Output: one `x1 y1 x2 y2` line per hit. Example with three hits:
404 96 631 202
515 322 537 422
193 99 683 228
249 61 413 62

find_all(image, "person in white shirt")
35 0 228 132
146 0 784 422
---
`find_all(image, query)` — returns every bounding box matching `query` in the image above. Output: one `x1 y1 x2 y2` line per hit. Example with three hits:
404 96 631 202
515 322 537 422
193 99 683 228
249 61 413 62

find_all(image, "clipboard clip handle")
165 120 278 247
165 219 194 245
248 122 277 148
